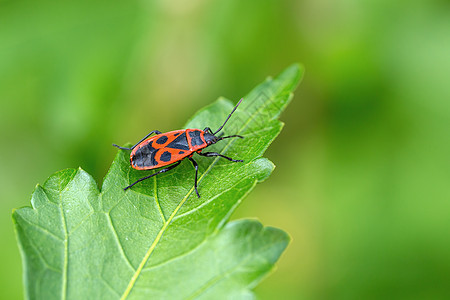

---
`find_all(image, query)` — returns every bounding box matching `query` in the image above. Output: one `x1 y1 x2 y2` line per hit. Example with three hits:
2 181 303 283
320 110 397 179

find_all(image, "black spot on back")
174 132 180 136
132 141 158 167
160 151 172 162
166 132 190 150
179 151 185 154
156 135 168 145
189 130 204 146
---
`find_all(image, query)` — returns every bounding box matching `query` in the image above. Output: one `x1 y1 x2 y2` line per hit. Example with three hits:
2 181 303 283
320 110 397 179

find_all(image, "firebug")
113 99 244 197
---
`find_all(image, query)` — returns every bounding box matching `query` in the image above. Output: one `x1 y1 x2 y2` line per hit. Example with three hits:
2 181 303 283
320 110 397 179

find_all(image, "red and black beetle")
113 99 244 197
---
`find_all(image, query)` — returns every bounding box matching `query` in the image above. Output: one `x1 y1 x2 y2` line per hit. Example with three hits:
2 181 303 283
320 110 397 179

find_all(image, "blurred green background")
1 0 449 299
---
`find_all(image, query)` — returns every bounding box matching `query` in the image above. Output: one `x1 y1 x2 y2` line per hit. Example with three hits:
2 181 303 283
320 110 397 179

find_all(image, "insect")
113 99 244 198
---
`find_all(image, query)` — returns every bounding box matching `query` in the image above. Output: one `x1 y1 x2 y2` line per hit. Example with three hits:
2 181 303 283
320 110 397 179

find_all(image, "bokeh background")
1 0 449 299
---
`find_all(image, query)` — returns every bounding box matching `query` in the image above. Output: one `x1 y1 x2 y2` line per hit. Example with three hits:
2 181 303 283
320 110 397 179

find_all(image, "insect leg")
113 130 162 150
124 160 181 191
197 152 244 162
188 157 200 198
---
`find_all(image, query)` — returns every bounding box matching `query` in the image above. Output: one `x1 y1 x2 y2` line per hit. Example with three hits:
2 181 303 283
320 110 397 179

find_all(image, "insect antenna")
213 98 243 135
217 134 244 141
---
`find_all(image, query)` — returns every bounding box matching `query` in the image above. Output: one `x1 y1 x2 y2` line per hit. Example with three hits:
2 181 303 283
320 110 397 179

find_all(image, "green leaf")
13 64 304 299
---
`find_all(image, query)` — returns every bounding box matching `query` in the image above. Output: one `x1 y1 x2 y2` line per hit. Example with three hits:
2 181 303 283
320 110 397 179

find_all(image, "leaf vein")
186 240 277 299
186 255 254 299
57 179 69 300
173 174 249 221
19 217 64 242
21 225 62 273
67 211 94 237
100 274 121 297
154 175 165 222
141 235 209 272
106 192 127 214
105 212 136 272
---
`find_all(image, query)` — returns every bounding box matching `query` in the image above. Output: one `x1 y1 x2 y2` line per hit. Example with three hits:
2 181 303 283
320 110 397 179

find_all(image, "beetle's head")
203 127 219 145
203 126 243 145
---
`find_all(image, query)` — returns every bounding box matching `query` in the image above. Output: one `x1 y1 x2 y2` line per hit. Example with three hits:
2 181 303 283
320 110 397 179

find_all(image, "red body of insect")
113 99 244 197
130 129 210 170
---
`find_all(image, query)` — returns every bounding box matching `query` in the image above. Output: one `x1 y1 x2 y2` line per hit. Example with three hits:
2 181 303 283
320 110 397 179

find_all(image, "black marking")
189 130 204 147
156 135 168 145
160 151 172 162
132 141 158 167
166 132 190 150
179 151 185 154
174 132 180 137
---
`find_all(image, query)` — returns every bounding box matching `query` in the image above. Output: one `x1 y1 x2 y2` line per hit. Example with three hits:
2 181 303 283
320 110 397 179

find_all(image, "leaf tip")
252 158 275 182
11 207 18 221
285 62 305 76
228 219 290 263
11 205 33 224
43 168 78 191
276 63 305 89
263 225 291 245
